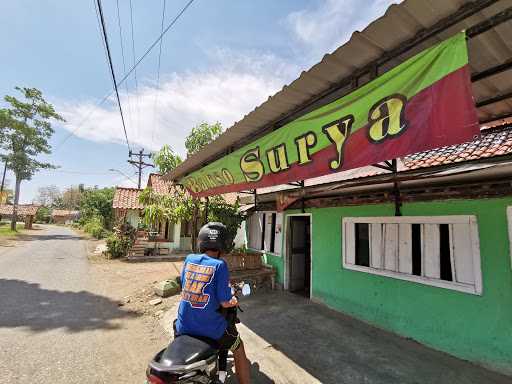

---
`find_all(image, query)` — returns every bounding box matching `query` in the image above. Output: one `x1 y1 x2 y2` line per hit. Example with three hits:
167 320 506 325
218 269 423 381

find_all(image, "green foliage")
35 206 51 223
79 187 114 229
207 195 244 253
153 145 182 174
185 122 222 156
0 87 63 231
106 222 136 259
139 187 193 230
82 216 106 239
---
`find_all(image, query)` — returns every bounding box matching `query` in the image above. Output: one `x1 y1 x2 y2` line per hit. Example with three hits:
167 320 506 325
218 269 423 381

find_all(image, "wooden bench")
222 253 275 290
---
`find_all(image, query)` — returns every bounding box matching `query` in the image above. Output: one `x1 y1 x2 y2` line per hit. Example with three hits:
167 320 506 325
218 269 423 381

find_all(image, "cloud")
287 0 399 59
58 50 299 156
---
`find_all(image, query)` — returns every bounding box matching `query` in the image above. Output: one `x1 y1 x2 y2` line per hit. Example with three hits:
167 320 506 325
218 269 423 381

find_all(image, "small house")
0 204 41 229
51 209 80 225
112 187 143 229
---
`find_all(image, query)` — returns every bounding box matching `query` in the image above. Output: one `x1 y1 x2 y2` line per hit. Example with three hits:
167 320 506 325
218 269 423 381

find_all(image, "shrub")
83 216 106 239
106 223 136 258
106 234 130 258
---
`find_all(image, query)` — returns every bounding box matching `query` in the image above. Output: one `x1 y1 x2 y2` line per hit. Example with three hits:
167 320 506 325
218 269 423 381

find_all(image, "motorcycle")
146 282 251 384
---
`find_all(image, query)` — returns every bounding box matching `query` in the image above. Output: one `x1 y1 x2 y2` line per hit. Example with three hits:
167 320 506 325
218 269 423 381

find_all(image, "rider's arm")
216 260 235 307
220 296 238 308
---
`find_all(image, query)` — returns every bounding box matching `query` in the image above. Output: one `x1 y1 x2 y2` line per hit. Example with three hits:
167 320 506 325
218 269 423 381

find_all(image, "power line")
129 0 140 141
116 0 133 132
152 0 167 147
95 0 131 153
56 0 195 150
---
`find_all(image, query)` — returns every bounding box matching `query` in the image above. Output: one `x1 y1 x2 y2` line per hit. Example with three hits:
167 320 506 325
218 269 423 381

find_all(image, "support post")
300 180 305 213
391 159 402 216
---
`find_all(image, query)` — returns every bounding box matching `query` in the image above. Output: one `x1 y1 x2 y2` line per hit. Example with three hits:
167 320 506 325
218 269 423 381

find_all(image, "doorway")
287 215 311 298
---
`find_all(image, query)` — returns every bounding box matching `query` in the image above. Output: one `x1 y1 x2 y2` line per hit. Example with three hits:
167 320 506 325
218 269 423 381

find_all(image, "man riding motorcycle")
175 222 251 384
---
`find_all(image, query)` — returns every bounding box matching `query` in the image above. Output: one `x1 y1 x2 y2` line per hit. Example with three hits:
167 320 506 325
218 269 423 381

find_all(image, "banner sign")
180 32 479 197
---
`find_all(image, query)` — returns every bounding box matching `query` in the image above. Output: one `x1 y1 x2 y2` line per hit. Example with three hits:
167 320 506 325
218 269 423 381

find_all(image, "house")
112 174 195 255
162 0 512 375
0 204 41 229
112 187 143 229
51 209 80 225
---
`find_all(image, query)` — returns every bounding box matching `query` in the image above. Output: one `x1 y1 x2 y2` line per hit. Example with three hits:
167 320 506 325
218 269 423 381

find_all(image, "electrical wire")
116 0 133 133
152 0 167 147
129 0 140 142
96 0 131 153
56 0 195 150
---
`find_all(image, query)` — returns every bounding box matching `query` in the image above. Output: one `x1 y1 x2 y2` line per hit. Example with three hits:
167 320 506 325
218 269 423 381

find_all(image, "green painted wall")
281 198 512 374
262 253 284 284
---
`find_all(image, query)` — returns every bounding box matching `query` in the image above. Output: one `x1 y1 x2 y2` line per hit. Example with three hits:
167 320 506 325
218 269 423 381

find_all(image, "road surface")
0 225 163 383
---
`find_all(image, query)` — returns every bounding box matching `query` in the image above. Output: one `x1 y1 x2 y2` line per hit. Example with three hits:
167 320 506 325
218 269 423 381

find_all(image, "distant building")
0 204 41 229
51 210 80 225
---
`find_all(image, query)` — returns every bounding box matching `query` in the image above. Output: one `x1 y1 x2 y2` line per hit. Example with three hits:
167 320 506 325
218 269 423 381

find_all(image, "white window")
247 211 283 255
342 216 482 295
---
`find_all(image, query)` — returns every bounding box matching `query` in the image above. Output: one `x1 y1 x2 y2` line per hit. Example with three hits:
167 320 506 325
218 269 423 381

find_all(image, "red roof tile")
0 204 41 216
112 187 143 209
51 210 80 218
403 126 512 170
147 173 176 195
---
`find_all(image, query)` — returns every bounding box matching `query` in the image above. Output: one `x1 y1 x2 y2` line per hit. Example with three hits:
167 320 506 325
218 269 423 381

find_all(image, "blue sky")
0 0 396 203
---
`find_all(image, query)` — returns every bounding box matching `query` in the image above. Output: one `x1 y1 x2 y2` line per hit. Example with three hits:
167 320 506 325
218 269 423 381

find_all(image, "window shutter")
345 221 356 265
273 213 283 255
452 223 475 285
398 224 413 274
423 224 441 279
370 223 383 268
384 224 398 272
248 214 261 250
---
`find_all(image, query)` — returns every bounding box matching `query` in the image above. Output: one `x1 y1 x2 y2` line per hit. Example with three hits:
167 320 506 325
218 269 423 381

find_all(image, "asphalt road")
0 225 158 383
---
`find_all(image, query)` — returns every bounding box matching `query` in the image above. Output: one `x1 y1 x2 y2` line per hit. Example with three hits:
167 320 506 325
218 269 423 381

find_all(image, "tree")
0 87 64 230
34 185 62 207
153 144 183 174
35 206 51 223
60 186 83 210
185 122 222 157
79 187 115 229
207 196 244 253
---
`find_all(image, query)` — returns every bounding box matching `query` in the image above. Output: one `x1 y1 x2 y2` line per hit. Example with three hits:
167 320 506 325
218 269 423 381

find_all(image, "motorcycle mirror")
242 283 251 296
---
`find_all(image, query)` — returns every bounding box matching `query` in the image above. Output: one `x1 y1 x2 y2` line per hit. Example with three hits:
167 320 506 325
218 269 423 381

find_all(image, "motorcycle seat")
160 335 217 367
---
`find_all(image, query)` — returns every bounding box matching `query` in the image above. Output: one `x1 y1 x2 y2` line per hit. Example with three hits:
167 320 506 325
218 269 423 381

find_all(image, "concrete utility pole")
128 149 154 189
0 160 7 202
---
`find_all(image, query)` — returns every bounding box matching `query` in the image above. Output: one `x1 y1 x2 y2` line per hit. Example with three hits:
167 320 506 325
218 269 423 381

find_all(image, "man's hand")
221 296 238 308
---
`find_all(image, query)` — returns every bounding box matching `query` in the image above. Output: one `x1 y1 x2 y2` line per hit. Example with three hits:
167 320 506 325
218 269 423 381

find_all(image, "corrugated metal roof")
167 0 512 182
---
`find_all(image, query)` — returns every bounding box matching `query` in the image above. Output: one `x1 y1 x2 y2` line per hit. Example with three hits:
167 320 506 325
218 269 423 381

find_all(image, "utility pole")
128 149 154 189
0 160 7 203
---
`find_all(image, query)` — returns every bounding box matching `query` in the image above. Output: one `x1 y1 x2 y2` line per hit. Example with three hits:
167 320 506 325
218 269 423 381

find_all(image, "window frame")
342 216 482 295
248 211 283 256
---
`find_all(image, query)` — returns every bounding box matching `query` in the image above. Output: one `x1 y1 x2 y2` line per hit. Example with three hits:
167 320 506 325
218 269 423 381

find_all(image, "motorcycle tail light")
147 374 166 384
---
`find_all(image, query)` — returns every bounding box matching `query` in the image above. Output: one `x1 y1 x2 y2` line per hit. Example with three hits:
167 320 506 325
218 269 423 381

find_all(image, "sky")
0 0 397 203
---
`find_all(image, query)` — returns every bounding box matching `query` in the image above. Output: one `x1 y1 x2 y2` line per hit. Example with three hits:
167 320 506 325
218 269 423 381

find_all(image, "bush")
35 206 51 223
106 223 136 258
83 216 106 239
106 234 132 258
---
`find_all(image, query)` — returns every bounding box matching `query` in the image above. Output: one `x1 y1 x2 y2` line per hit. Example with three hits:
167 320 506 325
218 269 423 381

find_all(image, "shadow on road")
0 279 138 333
14 234 84 242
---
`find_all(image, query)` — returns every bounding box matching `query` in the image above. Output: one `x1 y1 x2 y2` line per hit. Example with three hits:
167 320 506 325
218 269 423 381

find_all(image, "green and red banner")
180 32 479 197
